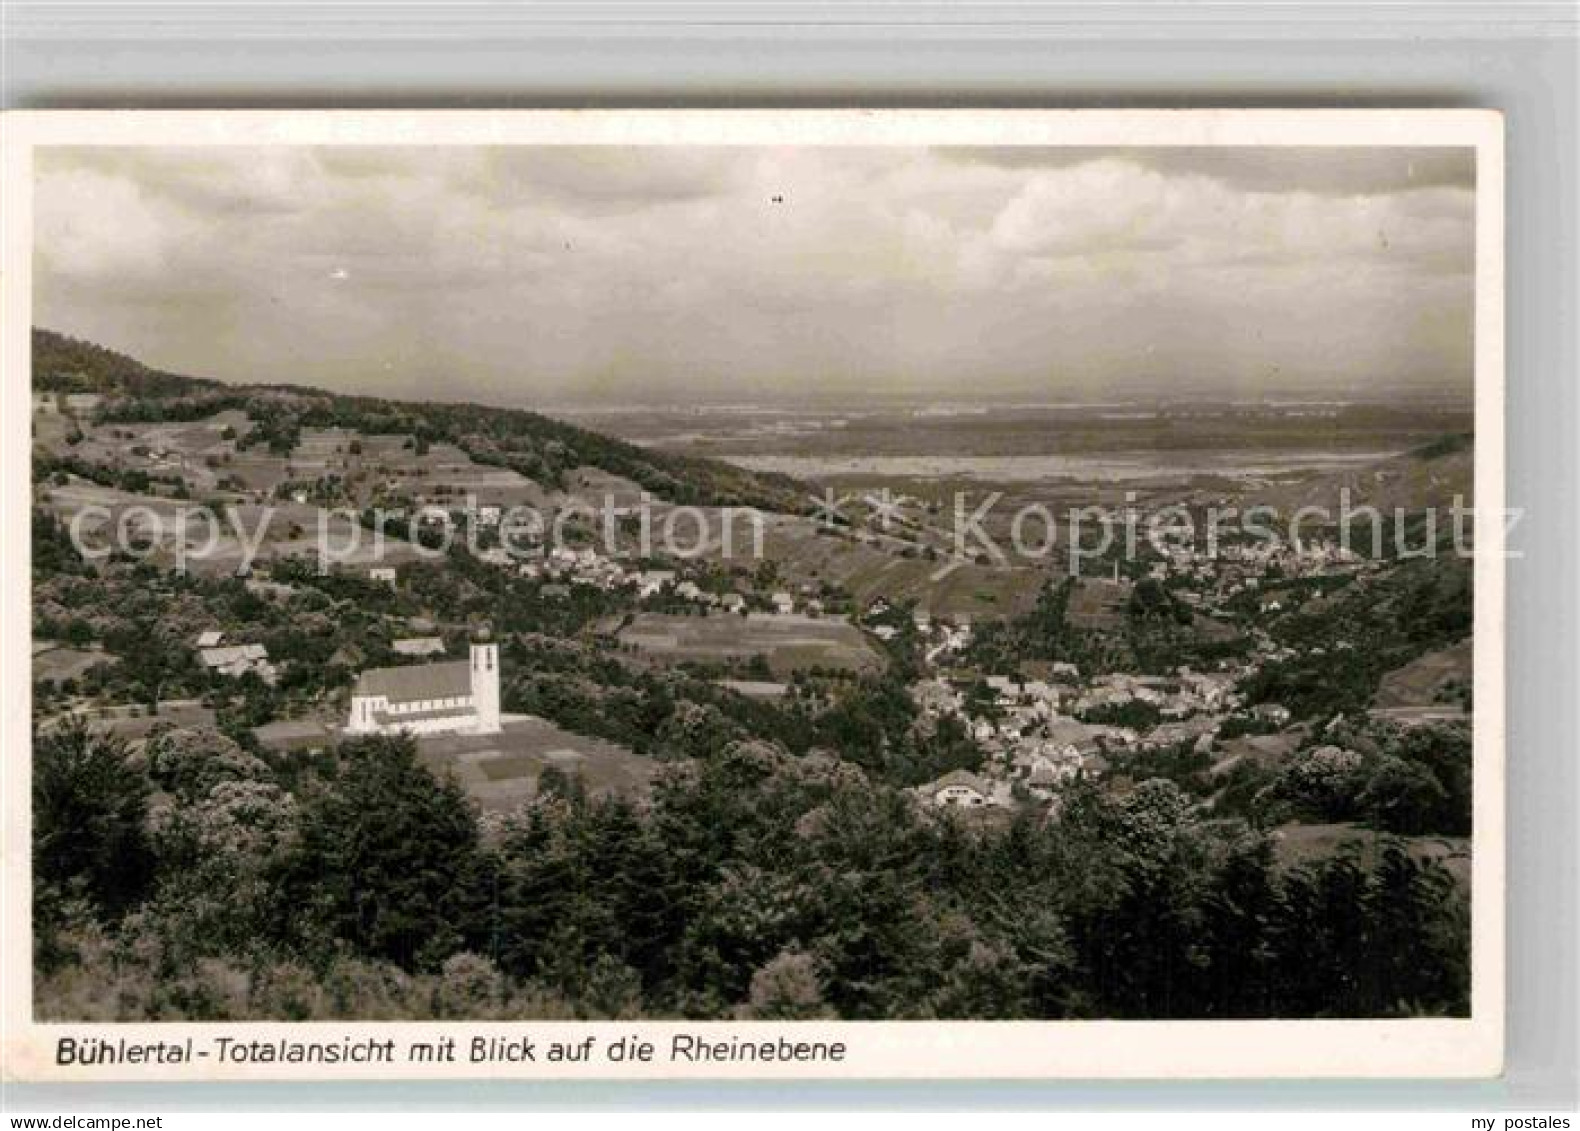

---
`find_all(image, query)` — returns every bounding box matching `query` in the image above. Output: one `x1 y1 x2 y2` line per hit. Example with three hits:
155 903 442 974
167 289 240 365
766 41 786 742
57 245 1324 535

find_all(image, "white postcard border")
0 108 1505 1082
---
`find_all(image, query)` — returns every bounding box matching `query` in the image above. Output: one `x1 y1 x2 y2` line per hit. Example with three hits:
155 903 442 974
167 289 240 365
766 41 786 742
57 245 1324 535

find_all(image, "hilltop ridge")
1233 431 1474 516
33 327 807 513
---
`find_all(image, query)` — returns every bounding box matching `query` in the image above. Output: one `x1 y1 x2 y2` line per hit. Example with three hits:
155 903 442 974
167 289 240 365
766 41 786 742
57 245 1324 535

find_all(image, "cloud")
947 146 1475 196
32 144 1476 403
465 147 745 211
988 159 1179 258
34 164 176 283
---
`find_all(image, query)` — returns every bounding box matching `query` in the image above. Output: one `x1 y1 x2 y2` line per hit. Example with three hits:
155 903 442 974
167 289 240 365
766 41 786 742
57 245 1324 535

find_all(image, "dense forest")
1240 557 1473 720
31 328 224 400
34 722 1468 1022
963 578 1252 680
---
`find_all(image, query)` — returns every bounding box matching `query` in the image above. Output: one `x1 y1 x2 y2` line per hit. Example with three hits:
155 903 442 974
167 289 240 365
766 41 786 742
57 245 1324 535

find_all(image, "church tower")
469 641 501 734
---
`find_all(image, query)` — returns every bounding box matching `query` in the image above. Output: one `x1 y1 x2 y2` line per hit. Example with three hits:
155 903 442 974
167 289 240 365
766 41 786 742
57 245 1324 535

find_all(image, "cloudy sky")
34 145 1475 405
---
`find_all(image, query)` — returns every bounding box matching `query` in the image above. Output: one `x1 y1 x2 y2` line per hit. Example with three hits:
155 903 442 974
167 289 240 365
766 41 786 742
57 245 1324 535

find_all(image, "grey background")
2 0 1575 1113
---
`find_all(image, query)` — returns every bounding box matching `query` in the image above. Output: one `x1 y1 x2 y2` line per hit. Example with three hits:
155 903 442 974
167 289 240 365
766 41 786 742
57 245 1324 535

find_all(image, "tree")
1358 844 1469 1015
145 725 270 802
283 735 485 970
432 953 509 1019
1196 830 1280 1017
738 949 834 1020
146 776 299 958
1128 578 1190 625
1358 756 1450 835
32 720 154 919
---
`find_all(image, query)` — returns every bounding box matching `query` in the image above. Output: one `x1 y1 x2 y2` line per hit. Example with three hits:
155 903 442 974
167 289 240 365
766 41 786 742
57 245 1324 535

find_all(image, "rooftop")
1028 762 1064 786
199 643 267 668
927 768 991 795
353 659 471 704
392 636 446 657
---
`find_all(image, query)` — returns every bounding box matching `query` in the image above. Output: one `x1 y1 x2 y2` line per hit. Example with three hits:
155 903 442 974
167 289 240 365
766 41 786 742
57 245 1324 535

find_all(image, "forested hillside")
33 724 1469 1022
33 328 222 399
33 327 807 510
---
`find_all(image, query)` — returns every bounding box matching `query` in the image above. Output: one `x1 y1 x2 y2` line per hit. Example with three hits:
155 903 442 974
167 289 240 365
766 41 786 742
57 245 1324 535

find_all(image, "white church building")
347 642 501 737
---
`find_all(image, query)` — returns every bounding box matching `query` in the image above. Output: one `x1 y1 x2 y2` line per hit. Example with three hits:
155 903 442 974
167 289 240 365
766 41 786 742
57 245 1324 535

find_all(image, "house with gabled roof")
199 643 276 684
920 768 994 809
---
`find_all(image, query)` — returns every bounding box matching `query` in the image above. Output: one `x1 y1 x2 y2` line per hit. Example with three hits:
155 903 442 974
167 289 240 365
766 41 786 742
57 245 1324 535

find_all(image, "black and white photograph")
2 110 1505 1081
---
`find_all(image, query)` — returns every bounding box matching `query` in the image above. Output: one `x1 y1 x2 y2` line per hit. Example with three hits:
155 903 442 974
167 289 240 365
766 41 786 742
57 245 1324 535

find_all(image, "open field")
347 437 552 508
1367 705 1473 727
1271 821 1471 889
36 479 433 576
416 714 657 812
1373 637 1473 709
731 512 1048 620
1065 578 1132 629
1237 436 1473 516
559 401 1472 465
619 611 883 676
1211 731 1305 775
40 699 218 742
32 642 112 684
724 449 1411 486
38 409 560 510
48 412 250 495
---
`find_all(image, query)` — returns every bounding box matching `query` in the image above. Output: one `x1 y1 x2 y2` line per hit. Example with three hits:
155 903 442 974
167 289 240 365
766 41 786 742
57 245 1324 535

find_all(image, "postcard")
1 109 1505 1081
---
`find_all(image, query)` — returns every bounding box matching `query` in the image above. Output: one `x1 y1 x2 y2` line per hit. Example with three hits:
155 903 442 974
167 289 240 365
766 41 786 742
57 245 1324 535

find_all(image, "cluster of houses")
1070 668 1238 718
193 630 277 684
1143 534 1373 613
910 656 1297 814
912 676 1100 810
467 542 832 621
863 600 971 644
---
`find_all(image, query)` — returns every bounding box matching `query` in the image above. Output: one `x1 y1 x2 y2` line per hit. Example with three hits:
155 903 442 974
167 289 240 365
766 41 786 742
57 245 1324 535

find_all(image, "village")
174 512 1401 823
32 368 1471 839
866 533 1372 815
